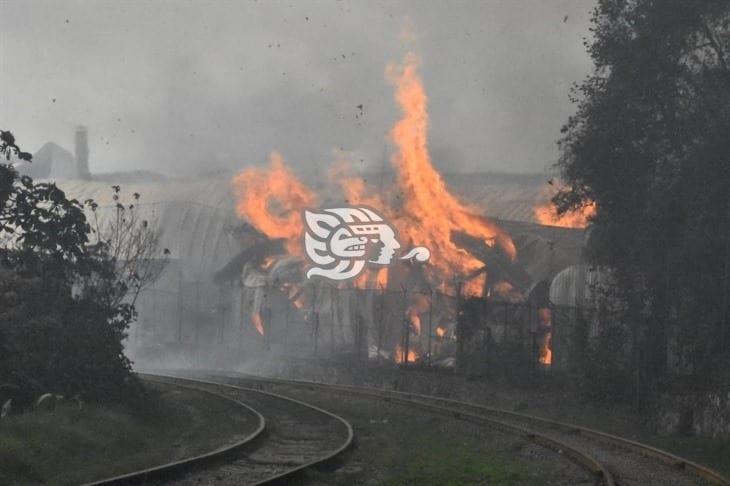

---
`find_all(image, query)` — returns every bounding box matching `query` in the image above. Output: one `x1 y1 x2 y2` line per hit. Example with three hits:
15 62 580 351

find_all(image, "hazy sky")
1 0 596 177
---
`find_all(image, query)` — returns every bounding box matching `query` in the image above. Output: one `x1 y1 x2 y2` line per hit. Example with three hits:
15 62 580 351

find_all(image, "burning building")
51 49 592 372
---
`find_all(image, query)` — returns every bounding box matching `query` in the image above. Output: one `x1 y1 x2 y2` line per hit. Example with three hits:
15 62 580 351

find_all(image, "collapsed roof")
55 173 585 292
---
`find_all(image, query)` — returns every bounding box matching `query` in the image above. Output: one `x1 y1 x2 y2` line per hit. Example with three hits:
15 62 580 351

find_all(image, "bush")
0 130 155 408
0 269 137 406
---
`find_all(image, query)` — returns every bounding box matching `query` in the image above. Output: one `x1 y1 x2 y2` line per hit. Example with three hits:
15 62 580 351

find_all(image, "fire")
353 271 369 289
232 151 316 255
292 295 306 309
463 278 486 297
329 156 386 210
537 307 552 366
534 184 595 229
539 347 552 365
231 44 517 296
394 344 418 363
352 268 389 289
409 313 421 335
534 201 595 229
385 52 515 295
406 293 430 335
375 267 389 288
492 280 524 303
251 312 265 336
261 256 276 270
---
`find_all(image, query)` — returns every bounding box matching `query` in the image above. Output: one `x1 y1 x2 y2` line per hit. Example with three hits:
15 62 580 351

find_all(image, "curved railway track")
160 371 612 485
85 374 353 485
183 370 728 486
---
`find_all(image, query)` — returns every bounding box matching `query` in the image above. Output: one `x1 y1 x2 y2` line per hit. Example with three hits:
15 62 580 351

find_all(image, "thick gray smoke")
0 0 594 177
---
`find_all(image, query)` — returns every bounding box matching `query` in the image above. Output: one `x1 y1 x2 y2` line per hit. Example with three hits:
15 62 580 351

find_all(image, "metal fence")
131 281 603 375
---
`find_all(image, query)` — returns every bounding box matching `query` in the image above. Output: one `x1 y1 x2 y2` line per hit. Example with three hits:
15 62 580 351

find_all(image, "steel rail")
219 372 730 486
183 371 615 486
142 373 355 486
82 377 266 486
392 389 730 486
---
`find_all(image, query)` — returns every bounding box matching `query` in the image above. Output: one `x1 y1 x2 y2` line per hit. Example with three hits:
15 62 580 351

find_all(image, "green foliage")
0 265 136 405
0 383 253 485
0 130 163 406
555 1 730 381
578 316 635 403
376 429 553 486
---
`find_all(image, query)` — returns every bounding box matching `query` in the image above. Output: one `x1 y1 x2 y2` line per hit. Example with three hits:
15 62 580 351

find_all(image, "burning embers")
406 293 430 336
537 307 552 366
251 312 265 336
394 345 418 364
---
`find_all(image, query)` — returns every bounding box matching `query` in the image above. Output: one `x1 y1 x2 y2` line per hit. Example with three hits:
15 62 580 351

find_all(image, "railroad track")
159 370 612 485
180 370 728 486
85 374 353 485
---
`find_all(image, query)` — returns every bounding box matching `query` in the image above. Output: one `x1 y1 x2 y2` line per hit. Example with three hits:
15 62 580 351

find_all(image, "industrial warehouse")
2 1 728 485
27 131 594 374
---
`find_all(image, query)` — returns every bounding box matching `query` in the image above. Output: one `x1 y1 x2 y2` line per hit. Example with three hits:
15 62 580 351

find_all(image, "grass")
643 435 730 478
0 381 256 485
272 364 729 484
267 383 570 486
470 383 730 482
375 430 550 486
508 384 730 479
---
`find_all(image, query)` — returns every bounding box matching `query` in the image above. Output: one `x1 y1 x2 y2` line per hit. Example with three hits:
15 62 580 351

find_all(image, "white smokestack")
74 125 90 180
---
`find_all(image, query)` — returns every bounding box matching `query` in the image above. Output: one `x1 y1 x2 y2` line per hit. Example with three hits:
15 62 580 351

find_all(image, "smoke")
0 0 594 177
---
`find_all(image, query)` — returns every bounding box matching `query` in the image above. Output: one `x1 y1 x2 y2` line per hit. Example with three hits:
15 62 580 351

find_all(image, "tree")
554 0 730 396
0 130 167 405
88 186 169 308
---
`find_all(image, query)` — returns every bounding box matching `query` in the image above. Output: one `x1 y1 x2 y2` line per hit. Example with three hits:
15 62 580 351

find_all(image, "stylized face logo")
303 206 428 281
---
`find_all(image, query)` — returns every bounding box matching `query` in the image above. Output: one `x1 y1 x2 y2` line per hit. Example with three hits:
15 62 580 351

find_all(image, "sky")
0 0 596 177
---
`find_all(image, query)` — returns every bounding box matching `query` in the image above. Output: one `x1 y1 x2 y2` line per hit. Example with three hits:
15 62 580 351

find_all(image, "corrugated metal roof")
55 172 581 287
57 178 241 283
443 173 552 224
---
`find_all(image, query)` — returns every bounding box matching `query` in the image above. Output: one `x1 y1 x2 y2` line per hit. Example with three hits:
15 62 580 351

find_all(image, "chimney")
74 125 90 179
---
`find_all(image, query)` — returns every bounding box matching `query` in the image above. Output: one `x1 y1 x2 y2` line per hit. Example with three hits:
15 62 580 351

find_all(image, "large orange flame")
231 47 517 297
385 52 516 295
232 151 316 255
